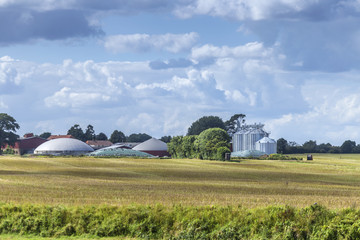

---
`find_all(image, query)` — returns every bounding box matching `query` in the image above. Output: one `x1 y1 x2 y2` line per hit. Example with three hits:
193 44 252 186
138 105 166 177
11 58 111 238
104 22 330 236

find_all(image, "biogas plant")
231 122 277 158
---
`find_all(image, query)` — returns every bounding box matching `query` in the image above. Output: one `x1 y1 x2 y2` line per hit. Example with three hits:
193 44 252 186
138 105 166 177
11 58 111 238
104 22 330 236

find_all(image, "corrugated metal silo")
255 137 277 155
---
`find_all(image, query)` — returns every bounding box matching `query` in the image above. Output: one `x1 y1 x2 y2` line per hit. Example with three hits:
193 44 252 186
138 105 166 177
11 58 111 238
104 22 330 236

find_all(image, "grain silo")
232 122 277 155
255 137 277 155
233 123 267 152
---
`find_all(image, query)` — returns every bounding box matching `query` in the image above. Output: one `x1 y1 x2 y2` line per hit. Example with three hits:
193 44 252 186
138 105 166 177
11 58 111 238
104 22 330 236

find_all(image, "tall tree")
39 132 51 139
160 135 172 143
110 130 126 143
224 114 246 137
0 113 20 154
187 116 225 136
126 133 151 142
341 140 356 153
67 124 85 141
96 132 108 141
84 124 95 141
303 140 317 153
277 138 288 154
194 128 231 160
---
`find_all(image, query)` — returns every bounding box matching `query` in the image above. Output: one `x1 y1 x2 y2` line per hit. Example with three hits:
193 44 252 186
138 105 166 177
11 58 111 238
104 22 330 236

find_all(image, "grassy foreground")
0 154 360 208
0 203 359 239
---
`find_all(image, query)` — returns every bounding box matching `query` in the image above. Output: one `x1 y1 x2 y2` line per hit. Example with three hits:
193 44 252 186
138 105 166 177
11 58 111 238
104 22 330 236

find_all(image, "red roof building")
3 133 48 155
86 140 113 150
47 135 74 140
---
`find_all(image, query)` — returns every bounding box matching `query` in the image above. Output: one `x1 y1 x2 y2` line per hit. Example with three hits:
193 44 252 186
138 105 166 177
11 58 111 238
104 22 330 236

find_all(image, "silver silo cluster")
232 123 277 155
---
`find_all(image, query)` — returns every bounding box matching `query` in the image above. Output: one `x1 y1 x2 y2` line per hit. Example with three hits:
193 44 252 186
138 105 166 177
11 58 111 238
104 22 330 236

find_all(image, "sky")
1 0 360 146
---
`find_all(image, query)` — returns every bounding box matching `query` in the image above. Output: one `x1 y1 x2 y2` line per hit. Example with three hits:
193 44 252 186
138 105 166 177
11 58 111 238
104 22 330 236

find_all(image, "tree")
303 140 317 153
187 116 225 136
0 113 20 154
167 136 184 158
67 124 85 141
341 140 356 153
224 114 246 137
39 132 51 139
96 132 108 141
109 130 126 143
160 136 172 143
194 128 231 160
181 135 197 158
126 133 151 142
84 124 95 141
277 138 288 154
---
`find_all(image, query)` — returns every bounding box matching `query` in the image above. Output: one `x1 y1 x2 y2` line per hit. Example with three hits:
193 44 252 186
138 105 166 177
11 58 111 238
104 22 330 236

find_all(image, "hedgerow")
0 203 359 239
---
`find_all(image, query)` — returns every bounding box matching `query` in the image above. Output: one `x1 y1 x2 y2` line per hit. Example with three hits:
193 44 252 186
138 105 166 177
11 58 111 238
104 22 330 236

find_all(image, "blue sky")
1 0 360 145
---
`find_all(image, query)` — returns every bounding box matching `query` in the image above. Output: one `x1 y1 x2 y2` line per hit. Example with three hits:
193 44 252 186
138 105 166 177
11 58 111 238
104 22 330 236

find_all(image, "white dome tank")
34 138 94 155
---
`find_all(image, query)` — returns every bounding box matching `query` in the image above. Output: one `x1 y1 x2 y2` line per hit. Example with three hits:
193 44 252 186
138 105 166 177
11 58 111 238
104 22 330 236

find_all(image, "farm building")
132 138 169 157
86 140 113 150
231 149 267 158
88 145 154 157
47 135 74 140
34 138 94 156
2 133 48 155
232 123 277 155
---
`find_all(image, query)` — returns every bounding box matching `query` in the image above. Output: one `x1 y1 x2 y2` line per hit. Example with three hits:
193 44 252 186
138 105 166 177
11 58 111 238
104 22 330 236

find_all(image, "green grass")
0 154 359 208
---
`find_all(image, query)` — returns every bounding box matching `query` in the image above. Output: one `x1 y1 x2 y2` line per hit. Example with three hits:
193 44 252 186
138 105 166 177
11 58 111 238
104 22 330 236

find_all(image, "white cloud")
266 76 360 145
104 32 199 53
0 99 8 109
191 42 270 60
174 0 352 21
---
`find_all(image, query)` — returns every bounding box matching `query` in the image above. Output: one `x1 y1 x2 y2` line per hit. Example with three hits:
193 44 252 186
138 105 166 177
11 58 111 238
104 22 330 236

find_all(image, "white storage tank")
255 137 277 155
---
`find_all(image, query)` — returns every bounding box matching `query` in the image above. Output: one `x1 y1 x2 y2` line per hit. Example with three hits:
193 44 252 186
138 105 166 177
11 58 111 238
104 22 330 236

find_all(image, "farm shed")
88 146 154 157
86 140 113 150
3 133 48 155
34 138 94 156
132 138 169 157
231 150 267 158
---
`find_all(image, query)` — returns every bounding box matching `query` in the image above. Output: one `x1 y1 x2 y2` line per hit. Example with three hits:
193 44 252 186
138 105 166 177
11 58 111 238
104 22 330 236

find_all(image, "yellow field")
0 154 359 208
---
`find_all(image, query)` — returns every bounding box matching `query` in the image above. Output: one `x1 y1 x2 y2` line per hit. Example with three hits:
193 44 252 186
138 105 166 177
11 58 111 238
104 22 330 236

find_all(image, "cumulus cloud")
191 42 272 61
0 9 102 45
266 75 360 145
174 0 356 21
149 58 194 70
104 32 199 53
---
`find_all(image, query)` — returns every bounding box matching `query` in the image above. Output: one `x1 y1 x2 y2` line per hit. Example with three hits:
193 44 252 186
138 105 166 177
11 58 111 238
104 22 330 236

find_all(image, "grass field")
0 154 360 209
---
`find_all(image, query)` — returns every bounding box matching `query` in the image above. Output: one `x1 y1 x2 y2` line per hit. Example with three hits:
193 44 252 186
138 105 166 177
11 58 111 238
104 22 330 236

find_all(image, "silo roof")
34 138 94 153
256 137 276 144
132 138 168 151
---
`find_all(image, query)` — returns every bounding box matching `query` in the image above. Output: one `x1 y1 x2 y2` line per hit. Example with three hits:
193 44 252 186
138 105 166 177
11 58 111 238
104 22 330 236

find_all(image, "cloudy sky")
1 0 360 145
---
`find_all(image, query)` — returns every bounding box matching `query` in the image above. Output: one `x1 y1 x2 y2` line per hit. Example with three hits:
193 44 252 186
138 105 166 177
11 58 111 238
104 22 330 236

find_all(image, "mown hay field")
0 154 359 208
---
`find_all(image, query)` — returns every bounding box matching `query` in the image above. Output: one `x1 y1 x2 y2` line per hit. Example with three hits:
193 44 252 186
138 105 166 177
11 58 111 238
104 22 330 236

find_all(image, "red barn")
3 133 48 155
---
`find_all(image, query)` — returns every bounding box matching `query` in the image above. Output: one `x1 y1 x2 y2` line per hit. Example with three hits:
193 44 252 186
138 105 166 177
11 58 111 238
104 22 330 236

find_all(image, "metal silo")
232 128 245 152
255 137 277 155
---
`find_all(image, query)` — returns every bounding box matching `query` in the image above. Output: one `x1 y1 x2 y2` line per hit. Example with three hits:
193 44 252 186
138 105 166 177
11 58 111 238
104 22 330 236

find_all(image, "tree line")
39 124 153 143
277 138 360 154
3 112 360 156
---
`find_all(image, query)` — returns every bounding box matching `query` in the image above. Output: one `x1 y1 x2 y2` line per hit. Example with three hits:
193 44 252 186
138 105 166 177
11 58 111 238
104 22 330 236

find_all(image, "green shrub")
0 203 359 239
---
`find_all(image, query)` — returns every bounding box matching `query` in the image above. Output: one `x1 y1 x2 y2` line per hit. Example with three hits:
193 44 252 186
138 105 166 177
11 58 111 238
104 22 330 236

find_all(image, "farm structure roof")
34 138 94 155
132 138 169 157
88 146 154 157
231 150 267 158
